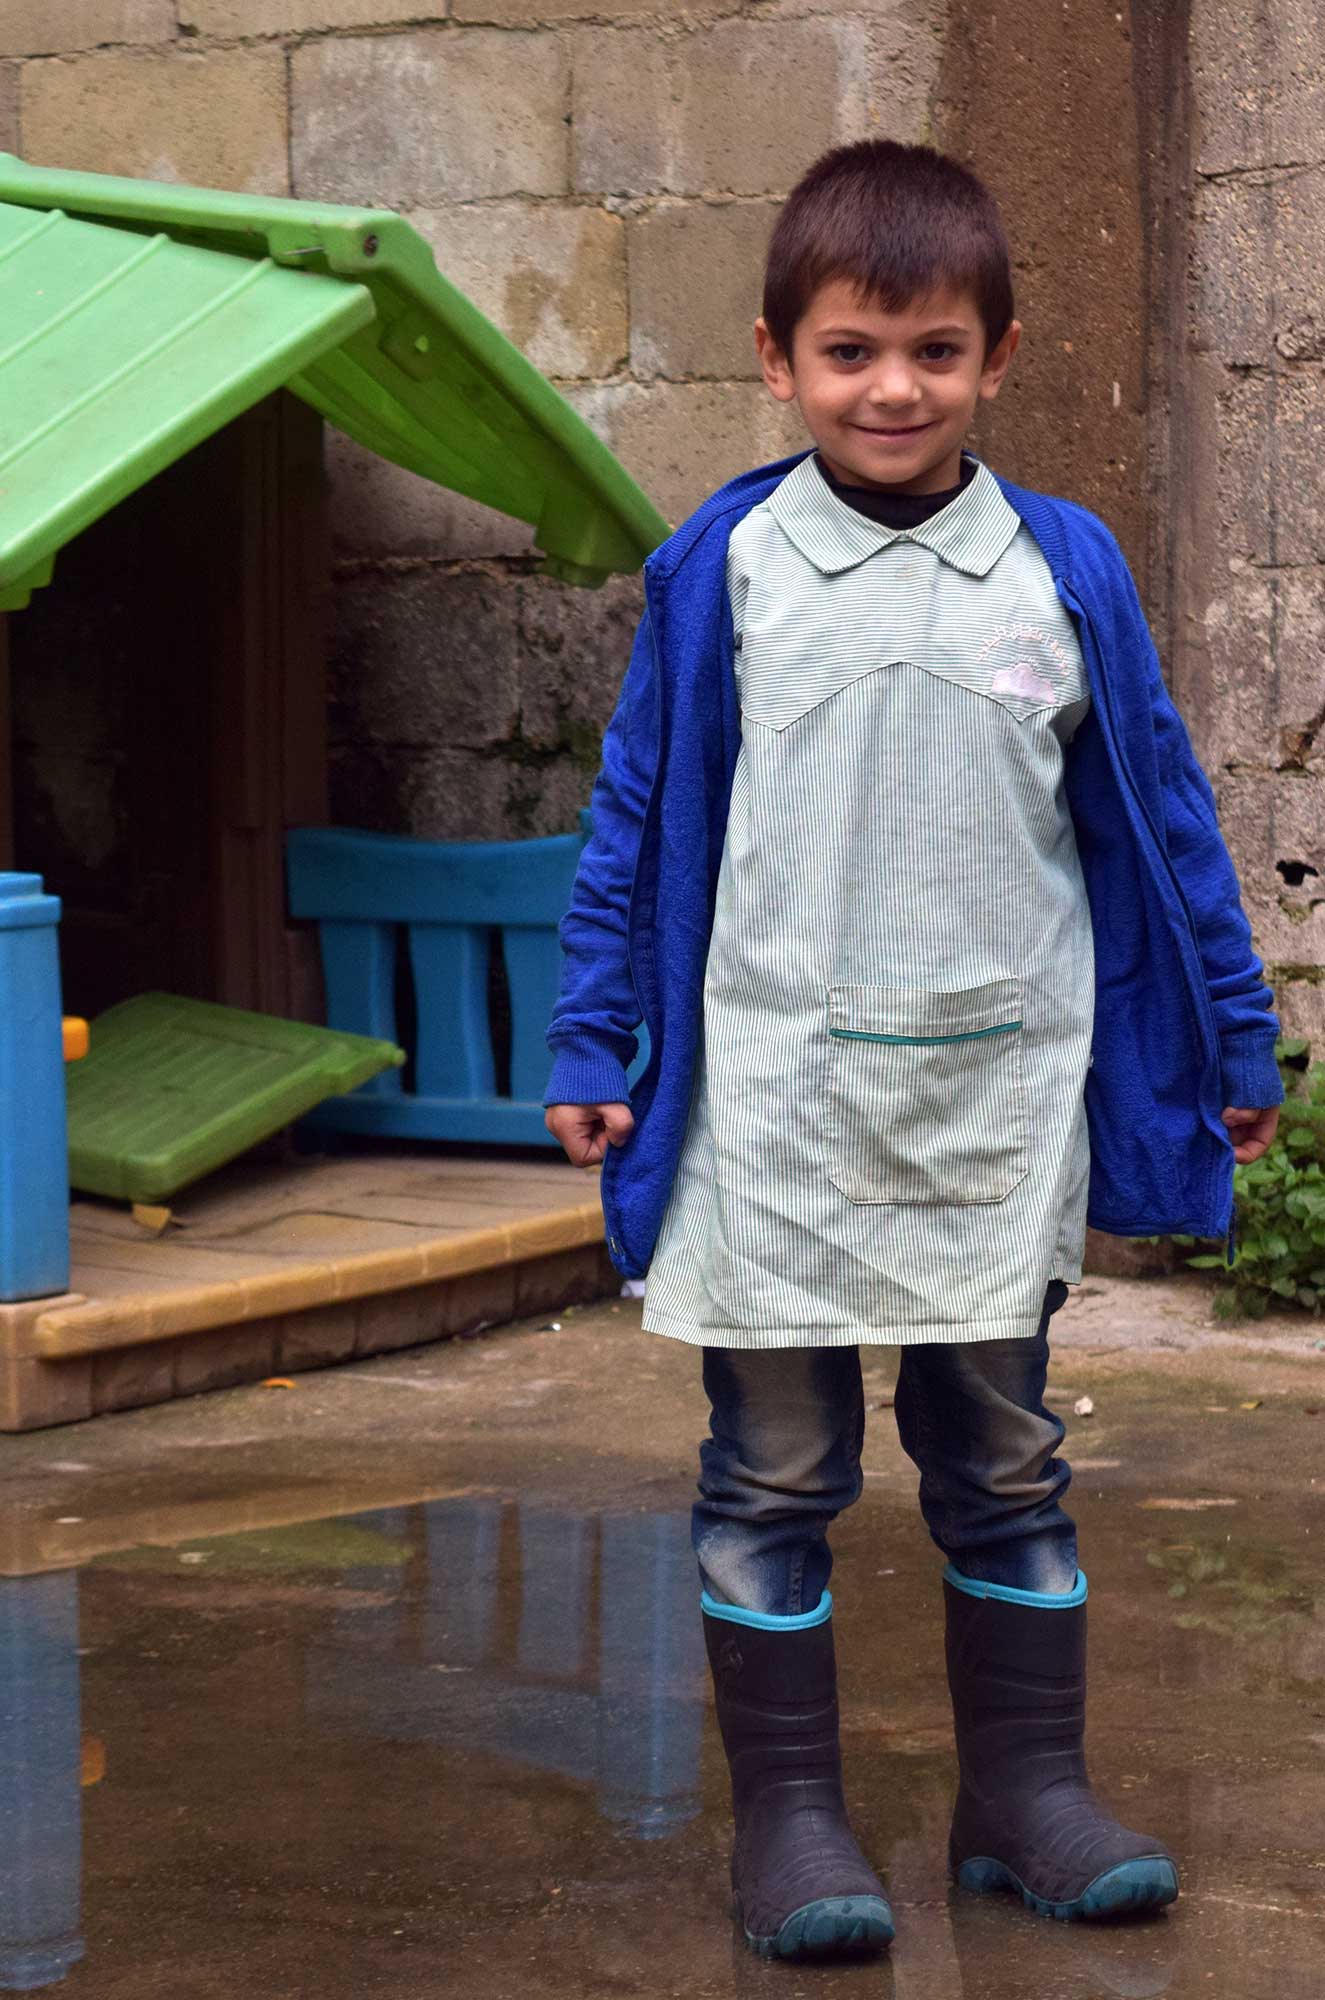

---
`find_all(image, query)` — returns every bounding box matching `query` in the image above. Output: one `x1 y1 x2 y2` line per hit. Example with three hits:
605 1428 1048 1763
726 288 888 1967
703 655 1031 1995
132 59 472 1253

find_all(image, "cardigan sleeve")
1120 566 1285 1111
543 605 658 1107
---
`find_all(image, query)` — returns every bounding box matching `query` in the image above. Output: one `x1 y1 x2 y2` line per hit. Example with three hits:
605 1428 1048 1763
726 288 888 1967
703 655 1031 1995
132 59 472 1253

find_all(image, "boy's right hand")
544 1101 635 1167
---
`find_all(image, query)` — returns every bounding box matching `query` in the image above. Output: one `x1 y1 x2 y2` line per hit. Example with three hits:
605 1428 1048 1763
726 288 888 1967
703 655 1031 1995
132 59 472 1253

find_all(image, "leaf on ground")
131 1203 175 1234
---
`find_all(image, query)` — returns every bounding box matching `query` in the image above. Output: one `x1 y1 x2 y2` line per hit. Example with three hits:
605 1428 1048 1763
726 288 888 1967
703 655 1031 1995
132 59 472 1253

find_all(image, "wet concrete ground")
1 1273 1322 1997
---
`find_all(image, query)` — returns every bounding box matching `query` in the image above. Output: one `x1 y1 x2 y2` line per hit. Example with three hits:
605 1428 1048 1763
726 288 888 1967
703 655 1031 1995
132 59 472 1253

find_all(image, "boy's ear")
754 317 798 403
979 318 1022 402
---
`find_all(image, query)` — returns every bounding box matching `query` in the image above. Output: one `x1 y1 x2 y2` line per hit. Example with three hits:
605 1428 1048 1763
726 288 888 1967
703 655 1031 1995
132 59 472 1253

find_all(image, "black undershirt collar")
813 449 978 531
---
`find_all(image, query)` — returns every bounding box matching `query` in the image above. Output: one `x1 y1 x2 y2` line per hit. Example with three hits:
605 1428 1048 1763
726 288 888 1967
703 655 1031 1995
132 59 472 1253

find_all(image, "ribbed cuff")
543 1043 632 1109
1219 1036 1285 1112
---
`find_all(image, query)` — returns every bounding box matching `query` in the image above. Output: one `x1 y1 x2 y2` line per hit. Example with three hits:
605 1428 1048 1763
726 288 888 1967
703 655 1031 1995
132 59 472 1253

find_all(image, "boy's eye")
826 340 960 364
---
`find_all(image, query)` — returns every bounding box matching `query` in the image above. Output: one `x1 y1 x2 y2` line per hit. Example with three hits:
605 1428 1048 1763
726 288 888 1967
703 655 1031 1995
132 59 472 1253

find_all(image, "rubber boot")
703 1594 895 1958
943 1568 1179 1920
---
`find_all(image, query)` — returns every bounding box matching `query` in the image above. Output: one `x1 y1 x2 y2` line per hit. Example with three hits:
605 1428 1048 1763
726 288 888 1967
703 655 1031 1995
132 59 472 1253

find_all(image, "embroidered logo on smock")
991 658 1056 702
977 622 1073 710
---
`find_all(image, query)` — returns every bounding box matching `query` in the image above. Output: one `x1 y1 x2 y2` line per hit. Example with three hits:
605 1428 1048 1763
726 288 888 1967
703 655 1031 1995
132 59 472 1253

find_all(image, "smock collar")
764 448 1021 579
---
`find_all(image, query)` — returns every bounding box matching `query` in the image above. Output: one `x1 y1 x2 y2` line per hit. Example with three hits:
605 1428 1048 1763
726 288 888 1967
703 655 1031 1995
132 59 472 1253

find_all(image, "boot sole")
740 1894 896 1959
954 1854 1179 1922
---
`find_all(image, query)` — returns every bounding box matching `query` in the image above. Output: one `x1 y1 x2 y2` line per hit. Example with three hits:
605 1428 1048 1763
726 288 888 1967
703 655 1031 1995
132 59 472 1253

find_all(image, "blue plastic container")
0 875 70 1302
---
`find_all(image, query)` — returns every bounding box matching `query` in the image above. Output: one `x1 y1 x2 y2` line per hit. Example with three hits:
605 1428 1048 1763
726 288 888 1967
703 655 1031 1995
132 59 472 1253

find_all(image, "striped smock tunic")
640 449 1096 1349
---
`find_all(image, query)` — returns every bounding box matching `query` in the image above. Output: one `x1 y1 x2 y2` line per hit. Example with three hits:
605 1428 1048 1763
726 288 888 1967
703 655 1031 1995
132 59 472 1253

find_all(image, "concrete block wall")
0 0 939 842
1174 0 1325 1048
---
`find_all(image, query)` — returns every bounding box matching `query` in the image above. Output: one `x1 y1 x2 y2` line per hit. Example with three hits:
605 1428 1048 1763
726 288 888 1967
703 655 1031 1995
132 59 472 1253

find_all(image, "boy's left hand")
1222 1105 1280 1164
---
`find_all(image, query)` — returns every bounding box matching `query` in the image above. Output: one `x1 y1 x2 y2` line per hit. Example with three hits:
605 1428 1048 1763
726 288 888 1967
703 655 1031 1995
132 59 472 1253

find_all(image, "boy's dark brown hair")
763 140 1015 362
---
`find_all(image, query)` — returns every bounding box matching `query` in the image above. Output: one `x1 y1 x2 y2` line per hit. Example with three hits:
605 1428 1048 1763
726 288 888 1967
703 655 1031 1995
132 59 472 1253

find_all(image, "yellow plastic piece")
62 1018 89 1062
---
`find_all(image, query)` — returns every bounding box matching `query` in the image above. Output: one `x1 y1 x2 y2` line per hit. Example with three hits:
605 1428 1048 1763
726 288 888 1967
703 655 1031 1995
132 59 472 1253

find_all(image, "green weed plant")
1172 1038 1325 1319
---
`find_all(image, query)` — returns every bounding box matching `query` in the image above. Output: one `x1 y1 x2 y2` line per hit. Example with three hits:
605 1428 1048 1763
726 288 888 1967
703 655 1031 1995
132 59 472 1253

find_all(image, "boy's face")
754 279 1020 495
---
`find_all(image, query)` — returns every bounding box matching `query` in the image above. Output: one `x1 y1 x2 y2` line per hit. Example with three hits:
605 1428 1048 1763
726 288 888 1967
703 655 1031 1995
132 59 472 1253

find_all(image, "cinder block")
171 1321 279 1397
567 379 807 528
440 1264 517 1336
275 1304 359 1373
762 0 936 14
1213 370 1325 569
514 569 644 754
0 1351 95 1432
410 201 626 378
91 1341 178 1416
572 19 869 197
628 201 778 380
331 567 521 751
20 48 289 192
182 1 427 31
1216 760 1325 880
1192 0 1325 175
292 28 569 206
1242 895 1325 974
355 1282 449 1355
327 434 538 563
1196 565 1325 771
1195 169 1325 368
1213 769 1325 964
1270 978 1325 1054
329 740 517 842
502 755 598 842
0 61 19 145
511 1242 616 1318
0 1 173 57
454 0 700 21
1215 769 1325 880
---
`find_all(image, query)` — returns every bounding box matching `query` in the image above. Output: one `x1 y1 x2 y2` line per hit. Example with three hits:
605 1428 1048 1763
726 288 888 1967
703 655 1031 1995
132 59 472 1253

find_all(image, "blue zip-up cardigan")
544 451 1283 1281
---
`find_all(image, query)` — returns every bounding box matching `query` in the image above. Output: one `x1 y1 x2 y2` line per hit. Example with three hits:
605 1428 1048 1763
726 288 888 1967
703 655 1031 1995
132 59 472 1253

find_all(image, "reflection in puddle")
0 1498 706 1990
2 1495 1322 1994
0 1573 84 1991
308 1500 706 1841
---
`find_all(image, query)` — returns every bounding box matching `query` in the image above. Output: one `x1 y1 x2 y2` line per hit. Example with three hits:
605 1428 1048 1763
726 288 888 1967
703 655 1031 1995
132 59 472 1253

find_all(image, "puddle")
1 1481 1323 1996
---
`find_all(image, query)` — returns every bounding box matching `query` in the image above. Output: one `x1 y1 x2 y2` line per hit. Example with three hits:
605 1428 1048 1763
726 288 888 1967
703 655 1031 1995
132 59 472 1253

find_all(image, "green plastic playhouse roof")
0 157 670 610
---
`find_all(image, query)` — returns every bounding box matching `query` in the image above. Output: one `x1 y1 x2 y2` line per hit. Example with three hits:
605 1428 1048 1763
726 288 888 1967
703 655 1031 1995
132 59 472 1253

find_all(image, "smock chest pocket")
825 978 1027 1205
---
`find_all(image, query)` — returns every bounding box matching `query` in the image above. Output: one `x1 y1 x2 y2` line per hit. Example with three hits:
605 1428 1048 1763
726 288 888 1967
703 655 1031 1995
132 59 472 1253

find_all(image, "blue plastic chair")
286 822 649 1147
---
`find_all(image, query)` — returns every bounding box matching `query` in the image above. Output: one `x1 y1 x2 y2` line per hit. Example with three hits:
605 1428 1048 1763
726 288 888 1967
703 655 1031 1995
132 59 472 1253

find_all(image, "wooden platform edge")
32 1199 607 1358
0 1238 620 1434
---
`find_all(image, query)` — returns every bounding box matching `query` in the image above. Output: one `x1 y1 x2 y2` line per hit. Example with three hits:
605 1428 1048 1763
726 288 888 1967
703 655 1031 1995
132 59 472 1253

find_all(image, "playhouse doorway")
2 391 329 1023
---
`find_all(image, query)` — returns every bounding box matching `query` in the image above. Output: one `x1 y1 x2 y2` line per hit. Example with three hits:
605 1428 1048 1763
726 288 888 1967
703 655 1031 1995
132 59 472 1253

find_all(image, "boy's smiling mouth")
853 420 935 437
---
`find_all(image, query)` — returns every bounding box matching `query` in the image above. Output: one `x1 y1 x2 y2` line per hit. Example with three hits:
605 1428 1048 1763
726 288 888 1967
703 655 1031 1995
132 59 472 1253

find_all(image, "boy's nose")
865 363 922 408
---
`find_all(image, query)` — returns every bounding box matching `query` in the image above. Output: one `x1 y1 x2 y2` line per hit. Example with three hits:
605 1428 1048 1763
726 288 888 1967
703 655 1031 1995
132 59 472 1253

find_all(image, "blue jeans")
693 1280 1076 1614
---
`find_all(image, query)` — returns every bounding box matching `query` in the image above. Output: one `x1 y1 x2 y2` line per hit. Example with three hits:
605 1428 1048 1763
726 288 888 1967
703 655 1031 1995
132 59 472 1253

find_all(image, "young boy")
543 141 1283 1960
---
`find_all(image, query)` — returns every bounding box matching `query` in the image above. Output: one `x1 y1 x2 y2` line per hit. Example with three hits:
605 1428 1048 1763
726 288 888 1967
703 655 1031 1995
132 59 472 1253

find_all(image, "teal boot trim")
943 1562 1087 1610
954 1852 1179 1921
700 1588 832 1631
